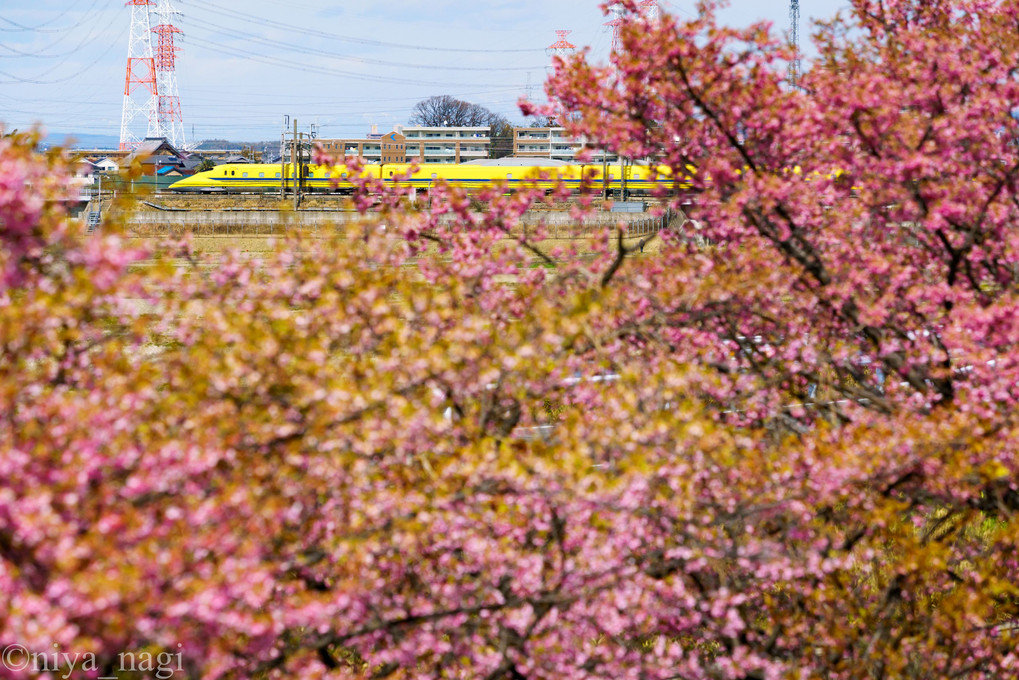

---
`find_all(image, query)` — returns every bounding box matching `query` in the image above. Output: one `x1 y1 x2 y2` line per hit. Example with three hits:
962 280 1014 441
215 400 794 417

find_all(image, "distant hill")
32 133 282 156
194 139 278 152
39 132 121 150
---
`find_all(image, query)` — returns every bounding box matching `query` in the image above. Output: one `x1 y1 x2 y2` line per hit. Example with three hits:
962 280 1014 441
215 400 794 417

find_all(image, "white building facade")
513 127 618 163
400 126 491 164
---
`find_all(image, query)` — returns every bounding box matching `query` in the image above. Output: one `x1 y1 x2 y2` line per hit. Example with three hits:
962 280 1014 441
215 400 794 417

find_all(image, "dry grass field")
107 194 675 262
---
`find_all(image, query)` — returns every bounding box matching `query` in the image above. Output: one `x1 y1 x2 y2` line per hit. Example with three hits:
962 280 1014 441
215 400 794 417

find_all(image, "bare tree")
488 117 515 159
528 116 559 128
409 95 500 128
409 95 516 159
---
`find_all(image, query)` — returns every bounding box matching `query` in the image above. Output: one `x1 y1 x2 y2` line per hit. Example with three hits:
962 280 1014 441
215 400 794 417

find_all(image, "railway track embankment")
123 206 679 240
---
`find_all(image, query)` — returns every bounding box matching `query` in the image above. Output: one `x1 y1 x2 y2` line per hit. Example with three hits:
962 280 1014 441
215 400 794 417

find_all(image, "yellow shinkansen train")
167 161 691 196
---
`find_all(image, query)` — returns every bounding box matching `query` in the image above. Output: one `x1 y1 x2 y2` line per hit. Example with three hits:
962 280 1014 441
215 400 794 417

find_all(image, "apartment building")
513 127 618 163
319 130 407 164
401 126 490 163
319 126 491 164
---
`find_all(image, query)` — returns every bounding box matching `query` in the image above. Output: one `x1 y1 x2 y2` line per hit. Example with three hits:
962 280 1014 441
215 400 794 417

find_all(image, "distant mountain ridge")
35 133 279 153
194 139 277 152
39 132 121 150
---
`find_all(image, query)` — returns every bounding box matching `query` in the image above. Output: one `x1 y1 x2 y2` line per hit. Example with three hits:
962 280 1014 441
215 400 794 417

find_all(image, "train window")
389 171 394 177
341 173 348 179
275 173 280 178
242 172 248 178
259 172 265 178
431 173 437 180
231 171 235 176
507 173 513 180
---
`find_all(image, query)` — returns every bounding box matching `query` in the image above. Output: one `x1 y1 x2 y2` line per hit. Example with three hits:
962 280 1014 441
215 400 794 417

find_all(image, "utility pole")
615 157 623 201
292 118 299 210
603 154 608 200
280 115 288 200
789 0 801 86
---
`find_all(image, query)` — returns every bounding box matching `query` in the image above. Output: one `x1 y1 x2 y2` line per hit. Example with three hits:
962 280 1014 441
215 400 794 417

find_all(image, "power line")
0 18 70 33
0 37 121 85
187 3 546 54
0 0 113 59
0 0 90 32
0 0 121 82
185 16 545 72
184 34 508 88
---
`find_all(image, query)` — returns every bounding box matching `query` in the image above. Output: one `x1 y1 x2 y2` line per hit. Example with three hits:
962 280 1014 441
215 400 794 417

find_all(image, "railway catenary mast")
119 0 158 150
152 0 186 148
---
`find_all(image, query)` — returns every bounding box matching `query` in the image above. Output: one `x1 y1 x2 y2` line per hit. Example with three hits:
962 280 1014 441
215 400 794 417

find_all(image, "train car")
167 161 691 197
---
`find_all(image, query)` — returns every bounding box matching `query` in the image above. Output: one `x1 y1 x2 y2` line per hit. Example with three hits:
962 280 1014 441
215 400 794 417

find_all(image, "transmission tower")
152 0 186 147
605 1 658 53
546 30 577 61
119 0 158 150
541 31 577 124
789 0 801 85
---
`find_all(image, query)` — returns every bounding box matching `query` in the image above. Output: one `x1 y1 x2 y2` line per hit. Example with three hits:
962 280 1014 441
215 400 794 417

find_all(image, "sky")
0 0 849 145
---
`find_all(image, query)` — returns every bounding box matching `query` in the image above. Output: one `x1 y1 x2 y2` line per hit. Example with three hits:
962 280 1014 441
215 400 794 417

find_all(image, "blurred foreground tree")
2 1 1019 679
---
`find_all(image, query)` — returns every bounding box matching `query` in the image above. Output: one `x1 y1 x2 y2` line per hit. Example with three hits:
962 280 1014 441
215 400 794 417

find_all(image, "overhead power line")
184 35 513 88
188 4 546 54
0 34 121 85
0 0 113 60
0 0 101 33
186 16 544 72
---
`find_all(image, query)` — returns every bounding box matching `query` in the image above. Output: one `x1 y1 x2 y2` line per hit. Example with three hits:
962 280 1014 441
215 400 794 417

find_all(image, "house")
179 157 206 174
93 157 120 173
71 159 97 199
123 137 186 176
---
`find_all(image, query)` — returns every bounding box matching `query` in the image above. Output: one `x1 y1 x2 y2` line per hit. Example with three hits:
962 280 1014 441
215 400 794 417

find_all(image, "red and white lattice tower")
605 1 659 53
152 0 185 147
546 30 576 79
546 29 576 62
119 0 158 150
545 31 576 124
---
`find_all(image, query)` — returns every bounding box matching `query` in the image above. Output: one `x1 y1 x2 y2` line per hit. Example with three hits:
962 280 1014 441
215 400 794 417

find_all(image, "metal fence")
127 211 358 236
124 207 680 239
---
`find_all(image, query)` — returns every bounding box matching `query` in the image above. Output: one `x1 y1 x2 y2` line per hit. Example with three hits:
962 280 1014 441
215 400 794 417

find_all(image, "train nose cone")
168 175 198 191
